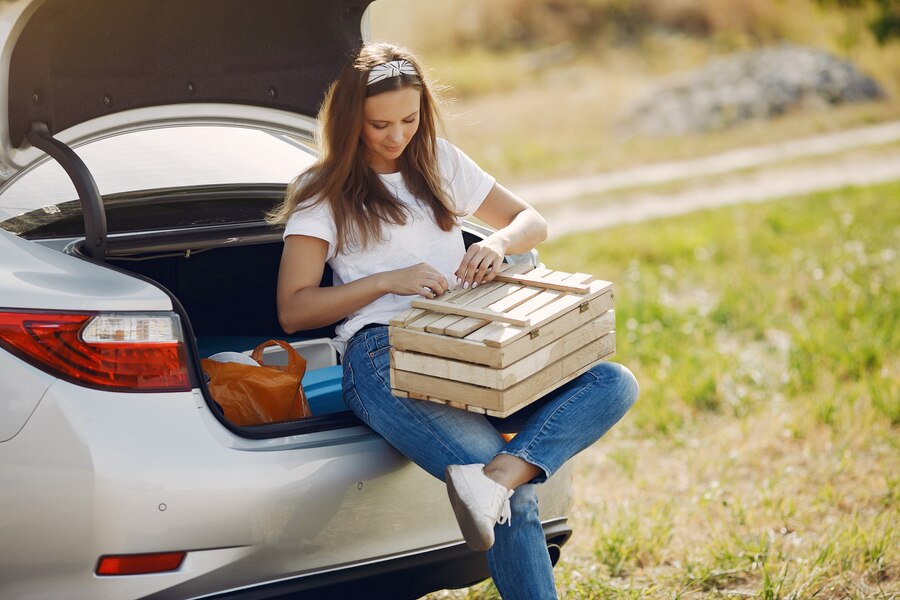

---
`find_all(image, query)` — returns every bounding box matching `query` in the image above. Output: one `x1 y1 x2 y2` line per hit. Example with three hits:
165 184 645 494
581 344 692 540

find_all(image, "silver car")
0 1 573 599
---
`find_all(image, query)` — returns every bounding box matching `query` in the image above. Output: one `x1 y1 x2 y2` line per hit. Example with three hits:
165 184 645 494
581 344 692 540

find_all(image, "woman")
268 42 638 598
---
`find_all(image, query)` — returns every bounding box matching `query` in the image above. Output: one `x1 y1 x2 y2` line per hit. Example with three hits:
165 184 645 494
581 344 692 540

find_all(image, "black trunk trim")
186 520 573 600
26 122 107 259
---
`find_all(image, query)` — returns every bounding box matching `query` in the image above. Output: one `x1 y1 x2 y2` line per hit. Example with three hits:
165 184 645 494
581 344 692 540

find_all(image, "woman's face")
361 87 421 173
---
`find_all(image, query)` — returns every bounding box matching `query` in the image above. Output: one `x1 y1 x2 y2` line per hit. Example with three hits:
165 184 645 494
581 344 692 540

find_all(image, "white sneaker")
445 463 513 551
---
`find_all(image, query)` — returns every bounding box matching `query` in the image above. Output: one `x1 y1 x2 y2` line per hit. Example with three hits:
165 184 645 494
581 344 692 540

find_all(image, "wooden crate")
389 263 616 417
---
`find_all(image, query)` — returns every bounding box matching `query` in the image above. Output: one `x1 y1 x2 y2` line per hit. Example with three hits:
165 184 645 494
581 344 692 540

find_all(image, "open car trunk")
102 224 502 435
108 240 338 356
104 232 351 432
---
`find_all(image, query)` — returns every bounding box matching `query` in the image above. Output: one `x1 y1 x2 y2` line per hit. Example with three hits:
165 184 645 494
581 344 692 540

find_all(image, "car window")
0 126 316 227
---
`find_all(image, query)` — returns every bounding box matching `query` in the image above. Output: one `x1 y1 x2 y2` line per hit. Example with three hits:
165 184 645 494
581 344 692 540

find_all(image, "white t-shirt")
283 138 495 354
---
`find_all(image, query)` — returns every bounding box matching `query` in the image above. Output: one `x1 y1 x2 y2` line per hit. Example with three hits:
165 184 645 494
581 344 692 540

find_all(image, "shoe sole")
446 465 494 552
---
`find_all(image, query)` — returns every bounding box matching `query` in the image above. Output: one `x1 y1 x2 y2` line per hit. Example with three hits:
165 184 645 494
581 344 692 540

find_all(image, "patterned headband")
367 59 419 86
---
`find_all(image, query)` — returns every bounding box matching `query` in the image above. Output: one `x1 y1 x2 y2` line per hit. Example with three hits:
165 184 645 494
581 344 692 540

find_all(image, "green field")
372 3 900 596
430 181 899 598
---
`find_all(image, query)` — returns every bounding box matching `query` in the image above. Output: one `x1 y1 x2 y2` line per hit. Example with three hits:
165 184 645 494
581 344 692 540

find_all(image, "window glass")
0 126 316 224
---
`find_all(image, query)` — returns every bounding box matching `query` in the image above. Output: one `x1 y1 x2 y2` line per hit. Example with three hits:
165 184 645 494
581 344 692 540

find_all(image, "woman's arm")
276 235 450 333
455 182 548 289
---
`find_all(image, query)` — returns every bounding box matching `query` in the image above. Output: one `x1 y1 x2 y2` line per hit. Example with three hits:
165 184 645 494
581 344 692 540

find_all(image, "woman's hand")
380 262 450 299
459 182 547 290
279 238 450 333
456 237 506 289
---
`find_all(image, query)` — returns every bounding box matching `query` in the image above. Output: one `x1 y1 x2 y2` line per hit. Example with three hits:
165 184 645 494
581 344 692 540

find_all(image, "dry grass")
370 0 900 182
428 373 898 600
423 182 899 598
557 402 898 599
367 6 900 596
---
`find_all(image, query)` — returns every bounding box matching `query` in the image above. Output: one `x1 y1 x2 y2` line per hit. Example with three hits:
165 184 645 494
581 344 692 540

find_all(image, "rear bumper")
192 519 573 600
1 377 574 600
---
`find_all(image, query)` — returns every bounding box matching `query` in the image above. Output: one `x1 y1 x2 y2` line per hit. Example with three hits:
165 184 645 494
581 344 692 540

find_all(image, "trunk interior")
106 237 351 428
101 227 493 433
109 240 338 354
106 228 486 354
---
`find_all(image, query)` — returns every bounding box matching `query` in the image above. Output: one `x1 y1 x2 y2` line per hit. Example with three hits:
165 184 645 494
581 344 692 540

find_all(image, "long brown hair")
267 42 461 253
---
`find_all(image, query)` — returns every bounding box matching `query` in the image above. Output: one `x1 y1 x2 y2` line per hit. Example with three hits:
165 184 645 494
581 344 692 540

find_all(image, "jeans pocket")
368 345 392 390
342 364 370 422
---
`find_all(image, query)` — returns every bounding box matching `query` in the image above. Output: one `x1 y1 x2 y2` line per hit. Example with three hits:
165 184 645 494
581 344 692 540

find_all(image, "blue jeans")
342 326 638 599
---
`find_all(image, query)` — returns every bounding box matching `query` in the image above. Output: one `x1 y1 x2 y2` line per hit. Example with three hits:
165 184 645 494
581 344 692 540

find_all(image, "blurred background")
369 1 899 599
371 0 900 182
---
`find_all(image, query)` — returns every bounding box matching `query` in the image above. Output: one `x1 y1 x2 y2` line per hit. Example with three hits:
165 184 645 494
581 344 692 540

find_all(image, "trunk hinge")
26 122 107 261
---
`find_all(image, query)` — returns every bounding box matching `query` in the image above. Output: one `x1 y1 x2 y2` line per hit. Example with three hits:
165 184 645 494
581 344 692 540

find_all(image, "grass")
542 181 899 436
439 62 900 183
371 5 898 596
425 181 899 599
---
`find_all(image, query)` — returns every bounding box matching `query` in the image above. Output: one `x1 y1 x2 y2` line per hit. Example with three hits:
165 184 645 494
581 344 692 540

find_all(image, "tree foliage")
817 0 900 43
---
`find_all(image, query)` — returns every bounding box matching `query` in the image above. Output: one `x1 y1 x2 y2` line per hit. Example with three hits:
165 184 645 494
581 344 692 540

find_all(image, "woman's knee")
592 361 639 410
509 483 540 518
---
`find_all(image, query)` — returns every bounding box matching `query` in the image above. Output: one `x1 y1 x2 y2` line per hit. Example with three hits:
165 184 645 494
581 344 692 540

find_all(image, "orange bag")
201 340 312 426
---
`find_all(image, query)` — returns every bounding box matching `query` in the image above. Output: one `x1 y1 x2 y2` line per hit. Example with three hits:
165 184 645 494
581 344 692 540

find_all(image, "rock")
619 44 885 137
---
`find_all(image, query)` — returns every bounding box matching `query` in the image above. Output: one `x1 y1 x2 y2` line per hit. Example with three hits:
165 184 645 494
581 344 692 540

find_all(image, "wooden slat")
392 332 617 411
403 286 483 331
493 271 592 294
390 325 500 365
390 285 474 328
425 267 544 335
391 387 489 414
390 307 427 328
402 351 616 418
388 263 531 328
483 352 614 417
407 263 535 332
500 271 593 322
439 267 559 338
496 261 534 275
392 312 615 390
411 298 533 327
467 279 613 347
486 291 614 363
389 291 614 368
489 268 569 312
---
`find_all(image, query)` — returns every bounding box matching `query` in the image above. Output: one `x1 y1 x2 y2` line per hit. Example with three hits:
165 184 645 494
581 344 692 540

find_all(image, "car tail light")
96 551 186 576
0 310 191 392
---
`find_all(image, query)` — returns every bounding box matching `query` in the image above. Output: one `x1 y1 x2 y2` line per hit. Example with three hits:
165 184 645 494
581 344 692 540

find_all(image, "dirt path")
514 120 900 238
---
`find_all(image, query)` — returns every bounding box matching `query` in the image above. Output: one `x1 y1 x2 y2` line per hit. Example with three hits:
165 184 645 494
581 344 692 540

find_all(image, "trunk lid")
0 0 372 258
1 0 371 168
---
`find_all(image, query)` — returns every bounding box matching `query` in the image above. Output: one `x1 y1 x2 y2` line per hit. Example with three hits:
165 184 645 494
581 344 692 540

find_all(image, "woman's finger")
471 251 502 285
458 248 489 288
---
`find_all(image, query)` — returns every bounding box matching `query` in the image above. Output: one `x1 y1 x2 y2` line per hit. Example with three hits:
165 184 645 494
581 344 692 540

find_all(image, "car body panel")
0 225 172 441
0 375 573 599
0 229 171 310
0 343 55 442
0 1 576 596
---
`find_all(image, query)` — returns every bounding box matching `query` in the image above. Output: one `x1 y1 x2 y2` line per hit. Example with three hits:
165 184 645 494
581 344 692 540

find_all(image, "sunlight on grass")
429 182 898 599
542 182 899 599
379 2 899 596
540 182 899 434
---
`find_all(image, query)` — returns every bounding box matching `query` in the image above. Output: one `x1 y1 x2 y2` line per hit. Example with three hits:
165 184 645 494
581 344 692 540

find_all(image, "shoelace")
495 489 514 527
